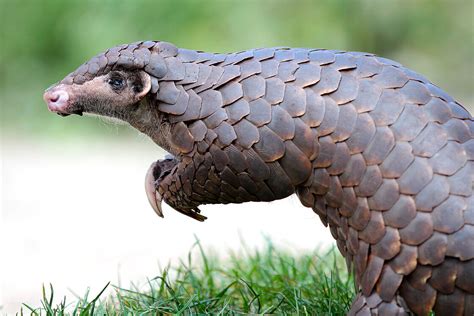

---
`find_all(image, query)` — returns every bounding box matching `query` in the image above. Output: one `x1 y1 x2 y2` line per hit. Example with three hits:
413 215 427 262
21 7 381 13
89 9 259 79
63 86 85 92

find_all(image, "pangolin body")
43 41 474 315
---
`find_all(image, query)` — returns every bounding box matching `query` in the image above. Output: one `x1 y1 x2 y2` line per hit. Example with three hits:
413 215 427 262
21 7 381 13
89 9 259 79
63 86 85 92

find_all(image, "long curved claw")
145 162 163 217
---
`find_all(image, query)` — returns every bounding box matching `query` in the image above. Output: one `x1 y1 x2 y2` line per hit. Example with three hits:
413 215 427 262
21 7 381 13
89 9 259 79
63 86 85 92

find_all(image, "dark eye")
108 77 125 90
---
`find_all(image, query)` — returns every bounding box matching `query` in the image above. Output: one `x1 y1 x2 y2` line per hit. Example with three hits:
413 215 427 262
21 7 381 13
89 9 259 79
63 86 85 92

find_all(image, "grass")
19 240 355 315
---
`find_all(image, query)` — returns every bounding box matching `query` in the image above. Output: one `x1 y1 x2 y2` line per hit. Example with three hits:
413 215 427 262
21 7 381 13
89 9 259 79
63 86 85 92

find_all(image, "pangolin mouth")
56 109 83 117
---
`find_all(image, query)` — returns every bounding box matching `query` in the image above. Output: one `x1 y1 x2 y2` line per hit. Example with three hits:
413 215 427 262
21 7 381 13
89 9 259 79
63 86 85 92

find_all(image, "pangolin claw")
145 161 163 217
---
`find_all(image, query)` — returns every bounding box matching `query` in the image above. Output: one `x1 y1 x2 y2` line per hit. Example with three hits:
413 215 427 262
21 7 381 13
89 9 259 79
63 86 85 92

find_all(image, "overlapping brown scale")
429 258 458 294
325 176 344 208
199 89 223 119
291 118 316 159
213 122 237 146
328 74 359 105
434 289 465 316
158 86 189 115
300 89 325 127
171 122 195 154
368 179 399 211
362 126 395 165
171 90 202 122
253 125 285 162
265 162 294 198
353 56 382 79
184 64 212 90
340 153 367 187
267 106 295 140
376 265 403 302
383 195 417 228
399 277 436 316
277 61 299 82
399 212 433 245
293 48 310 63
293 63 321 87
156 81 180 104
260 59 279 78
317 97 339 137
308 50 336 65
279 141 312 185
331 103 357 142
223 50 254 66
219 82 243 106
177 63 199 85
246 99 271 126
204 109 228 129
348 198 371 231
233 119 260 149
346 113 376 154
312 66 342 95
370 90 405 126
214 65 241 89
355 165 383 197
417 232 448 265
358 211 386 244
332 53 357 71
398 157 433 195
432 195 466 234
264 77 285 104
243 148 270 181
414 175 450 211
351 78 383 113
327 142 351 176
389 245 418 275
448 163 473 196
372 66 409 89
464 139 474 159
194 67 224 93
398 80 432 105
456 260 474 293
239 59 262 80
176 48 198 63
309 168 330 195
391 104 429 142
430 141 467 176
279 84 306 117
202 53 226 66
361 255 385 296
240 75 266 101
313 136 336 168
411 122 448 158
423 98 453 124
444 119 472 143
274 48 295 62
144 52 168 79
224 99 249 124
161 57 185 81
446 224 474 260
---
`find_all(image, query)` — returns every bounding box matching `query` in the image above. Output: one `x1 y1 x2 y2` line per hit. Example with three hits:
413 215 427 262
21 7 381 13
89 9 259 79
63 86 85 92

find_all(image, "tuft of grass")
19 240 355 315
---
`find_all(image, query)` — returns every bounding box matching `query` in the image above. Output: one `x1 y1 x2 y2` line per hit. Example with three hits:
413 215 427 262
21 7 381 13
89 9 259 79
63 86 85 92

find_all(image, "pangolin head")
42 41 176 120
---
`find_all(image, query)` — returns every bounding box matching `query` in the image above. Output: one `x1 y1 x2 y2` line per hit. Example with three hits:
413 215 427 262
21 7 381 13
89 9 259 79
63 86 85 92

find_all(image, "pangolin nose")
43 89 69 112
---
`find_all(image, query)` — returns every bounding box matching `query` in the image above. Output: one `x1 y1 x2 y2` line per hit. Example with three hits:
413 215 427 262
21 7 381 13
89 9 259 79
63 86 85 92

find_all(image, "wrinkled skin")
44 41 474 315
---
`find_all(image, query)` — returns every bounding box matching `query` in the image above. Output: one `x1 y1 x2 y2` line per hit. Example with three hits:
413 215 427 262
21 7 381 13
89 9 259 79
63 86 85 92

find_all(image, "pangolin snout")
43 85 74 116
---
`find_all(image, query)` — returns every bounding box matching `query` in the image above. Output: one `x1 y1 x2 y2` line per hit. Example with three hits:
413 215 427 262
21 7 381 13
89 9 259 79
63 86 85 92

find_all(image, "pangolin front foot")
144 156 207 221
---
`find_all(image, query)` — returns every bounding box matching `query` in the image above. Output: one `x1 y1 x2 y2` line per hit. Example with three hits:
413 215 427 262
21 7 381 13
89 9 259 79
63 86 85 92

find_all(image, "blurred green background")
1 0 473 141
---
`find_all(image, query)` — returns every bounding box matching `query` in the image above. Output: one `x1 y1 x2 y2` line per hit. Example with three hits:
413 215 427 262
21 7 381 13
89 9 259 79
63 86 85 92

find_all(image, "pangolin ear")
136 71 152 100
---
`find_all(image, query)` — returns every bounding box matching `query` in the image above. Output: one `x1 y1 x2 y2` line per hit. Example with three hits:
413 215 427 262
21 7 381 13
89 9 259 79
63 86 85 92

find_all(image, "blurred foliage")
0 0 472 140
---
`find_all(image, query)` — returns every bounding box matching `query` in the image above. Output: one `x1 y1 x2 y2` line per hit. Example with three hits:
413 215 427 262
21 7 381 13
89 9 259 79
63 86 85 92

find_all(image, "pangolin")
43 41 473 315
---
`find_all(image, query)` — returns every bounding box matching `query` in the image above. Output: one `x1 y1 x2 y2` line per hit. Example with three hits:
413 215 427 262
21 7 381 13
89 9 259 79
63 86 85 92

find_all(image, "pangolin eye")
108 77 125 90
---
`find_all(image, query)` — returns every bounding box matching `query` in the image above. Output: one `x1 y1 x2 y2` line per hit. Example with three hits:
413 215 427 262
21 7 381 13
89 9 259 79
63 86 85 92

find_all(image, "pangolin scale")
43 41 474 315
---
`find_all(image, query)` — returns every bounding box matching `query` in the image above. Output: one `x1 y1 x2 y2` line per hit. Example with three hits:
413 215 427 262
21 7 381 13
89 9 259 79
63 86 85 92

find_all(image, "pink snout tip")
43 87 70 113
